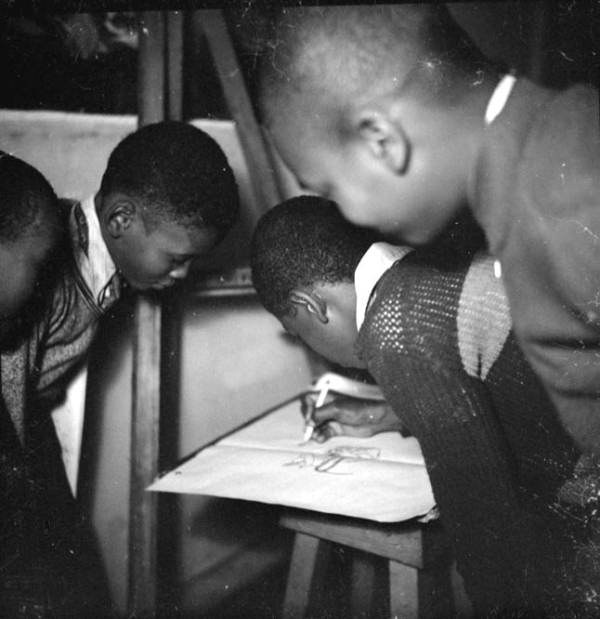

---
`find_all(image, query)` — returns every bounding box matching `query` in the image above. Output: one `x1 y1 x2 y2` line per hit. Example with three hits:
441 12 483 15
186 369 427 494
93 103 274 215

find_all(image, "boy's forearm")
372 356 539 613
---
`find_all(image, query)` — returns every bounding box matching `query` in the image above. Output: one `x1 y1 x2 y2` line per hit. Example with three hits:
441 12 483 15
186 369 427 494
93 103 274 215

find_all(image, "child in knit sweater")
251 197 588 617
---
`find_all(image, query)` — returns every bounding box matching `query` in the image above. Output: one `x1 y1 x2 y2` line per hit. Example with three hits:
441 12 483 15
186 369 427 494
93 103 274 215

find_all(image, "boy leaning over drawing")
0 152 70 615
0 152 66 352
3 121 239 441
0 121 239 616
258 4 600 463
251 196 592 617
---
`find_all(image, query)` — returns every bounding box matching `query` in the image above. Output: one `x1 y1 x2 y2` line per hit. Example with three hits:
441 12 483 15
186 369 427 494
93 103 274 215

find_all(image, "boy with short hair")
0 152 85 616
258 5 600 456
251 197 585 616
0 121 239 615
0 152 66 352
3 120 239 433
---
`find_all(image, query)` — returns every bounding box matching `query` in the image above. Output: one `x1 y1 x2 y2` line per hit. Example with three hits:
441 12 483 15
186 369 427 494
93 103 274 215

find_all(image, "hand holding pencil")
300 393 405 443
300 373 403 443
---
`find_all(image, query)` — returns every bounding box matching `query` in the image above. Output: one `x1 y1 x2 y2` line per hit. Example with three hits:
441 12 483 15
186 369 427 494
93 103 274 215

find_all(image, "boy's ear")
289 289 329 324
104 198 136 239
354 109 410 175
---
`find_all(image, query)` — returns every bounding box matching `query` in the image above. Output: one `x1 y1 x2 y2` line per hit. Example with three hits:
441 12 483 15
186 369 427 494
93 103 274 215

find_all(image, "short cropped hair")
0 152 60 242
259 4 492 129
100 121 239 240
251 196 377 317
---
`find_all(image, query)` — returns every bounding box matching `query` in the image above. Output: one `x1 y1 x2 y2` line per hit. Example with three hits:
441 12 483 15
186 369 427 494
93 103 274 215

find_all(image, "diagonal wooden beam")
195 9 281 222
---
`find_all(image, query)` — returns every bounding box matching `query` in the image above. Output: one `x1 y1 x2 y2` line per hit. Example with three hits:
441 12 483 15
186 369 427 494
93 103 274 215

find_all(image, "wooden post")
160 13 186 609
195 9 281 221
166 11 184 121
128 11 165 618
528 2 550 84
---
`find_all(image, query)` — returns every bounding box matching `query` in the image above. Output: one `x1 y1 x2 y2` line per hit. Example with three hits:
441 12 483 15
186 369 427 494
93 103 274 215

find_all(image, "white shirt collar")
71 194 119 308
354 242 413 330
484 73 517 126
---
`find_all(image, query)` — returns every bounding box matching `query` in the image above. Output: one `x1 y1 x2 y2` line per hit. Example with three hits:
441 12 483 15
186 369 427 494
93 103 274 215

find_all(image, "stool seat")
280 509 469 619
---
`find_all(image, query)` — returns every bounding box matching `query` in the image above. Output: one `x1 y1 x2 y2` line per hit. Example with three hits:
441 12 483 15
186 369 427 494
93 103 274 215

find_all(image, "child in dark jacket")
258 4 600 461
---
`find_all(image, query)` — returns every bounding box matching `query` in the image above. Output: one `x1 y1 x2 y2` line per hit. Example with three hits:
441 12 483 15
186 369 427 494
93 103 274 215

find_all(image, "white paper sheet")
149 400 435 522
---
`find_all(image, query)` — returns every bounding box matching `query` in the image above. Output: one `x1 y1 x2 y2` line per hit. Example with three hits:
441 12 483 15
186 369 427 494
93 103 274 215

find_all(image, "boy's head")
259 5 497 245
0 153 65 347
97 121 239 291
251 196 377 368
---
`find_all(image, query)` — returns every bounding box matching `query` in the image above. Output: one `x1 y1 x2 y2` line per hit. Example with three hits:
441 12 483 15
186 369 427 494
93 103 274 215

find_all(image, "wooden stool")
280 509 469 619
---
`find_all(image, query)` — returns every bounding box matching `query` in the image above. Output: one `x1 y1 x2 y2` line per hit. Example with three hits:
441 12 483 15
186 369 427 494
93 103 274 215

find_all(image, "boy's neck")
399 74 498 211
463 76 504 206
451 76 500 208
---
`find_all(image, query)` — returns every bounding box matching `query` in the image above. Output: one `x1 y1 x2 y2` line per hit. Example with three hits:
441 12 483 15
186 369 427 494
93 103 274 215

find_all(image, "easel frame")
128 10 281 616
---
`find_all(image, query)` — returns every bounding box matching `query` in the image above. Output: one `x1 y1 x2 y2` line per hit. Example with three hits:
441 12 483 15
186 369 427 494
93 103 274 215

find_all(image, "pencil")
303 384 329 442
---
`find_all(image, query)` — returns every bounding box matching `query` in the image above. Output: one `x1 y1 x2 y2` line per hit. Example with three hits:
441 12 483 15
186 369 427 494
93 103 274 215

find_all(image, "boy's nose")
169 262 191 280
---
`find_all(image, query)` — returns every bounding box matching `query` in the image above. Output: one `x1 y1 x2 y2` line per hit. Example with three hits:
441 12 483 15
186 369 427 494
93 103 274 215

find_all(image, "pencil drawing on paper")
284 446 382 474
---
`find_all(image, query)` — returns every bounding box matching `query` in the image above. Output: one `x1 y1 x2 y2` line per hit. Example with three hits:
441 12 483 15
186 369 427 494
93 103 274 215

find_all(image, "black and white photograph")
0 2 598 617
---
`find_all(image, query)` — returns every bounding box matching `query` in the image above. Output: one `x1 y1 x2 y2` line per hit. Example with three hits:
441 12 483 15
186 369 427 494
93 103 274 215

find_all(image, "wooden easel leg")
390 561 457 619
350 549 383 618
418 567 455 619
283 533 331 619
389 561 419 619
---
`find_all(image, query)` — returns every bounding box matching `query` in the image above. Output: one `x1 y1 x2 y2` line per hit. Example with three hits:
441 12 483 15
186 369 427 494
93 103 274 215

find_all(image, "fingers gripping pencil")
301 372 385 442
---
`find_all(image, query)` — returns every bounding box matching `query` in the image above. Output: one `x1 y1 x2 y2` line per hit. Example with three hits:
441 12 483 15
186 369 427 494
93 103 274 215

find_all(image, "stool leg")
389 561 419 619
389 560 456 619
418 567 454 619
283 532 331 619
350 549 384 618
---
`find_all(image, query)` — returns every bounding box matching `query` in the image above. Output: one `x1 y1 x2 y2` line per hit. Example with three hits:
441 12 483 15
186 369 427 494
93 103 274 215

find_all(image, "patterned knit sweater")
0 198 118 614
0 198 120 444
356 247 580 616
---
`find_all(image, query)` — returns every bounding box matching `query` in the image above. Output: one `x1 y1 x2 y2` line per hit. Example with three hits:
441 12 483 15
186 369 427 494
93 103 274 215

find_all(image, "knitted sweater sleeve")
357 257 539 614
